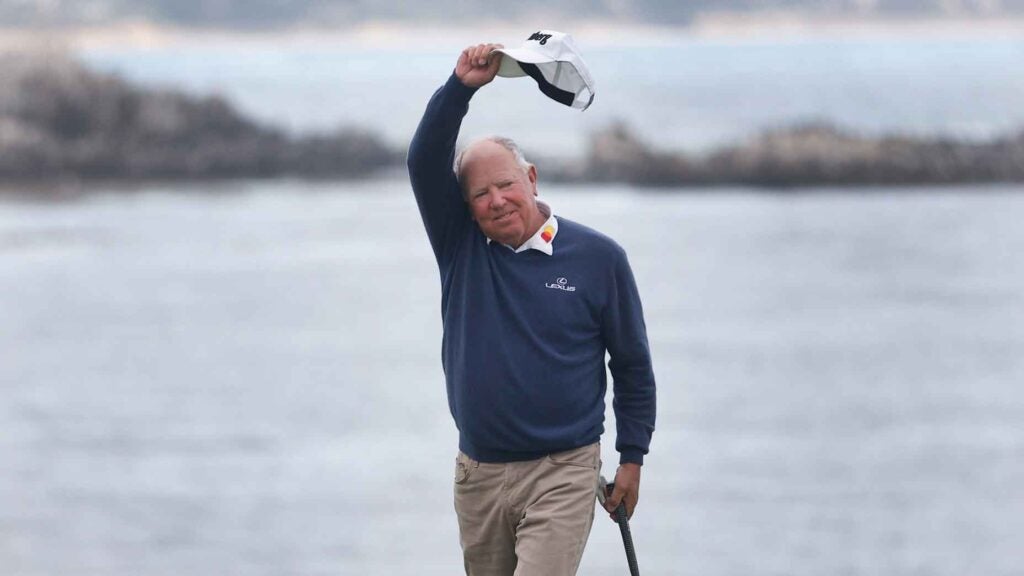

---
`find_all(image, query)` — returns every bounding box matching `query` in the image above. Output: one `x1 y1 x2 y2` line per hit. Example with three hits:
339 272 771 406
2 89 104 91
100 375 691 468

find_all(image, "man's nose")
489 189 506 207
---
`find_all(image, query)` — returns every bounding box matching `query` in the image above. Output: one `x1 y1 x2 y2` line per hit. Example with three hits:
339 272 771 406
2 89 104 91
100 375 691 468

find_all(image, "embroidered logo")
528 32 553 45
541 225 555 243
545 276 576 292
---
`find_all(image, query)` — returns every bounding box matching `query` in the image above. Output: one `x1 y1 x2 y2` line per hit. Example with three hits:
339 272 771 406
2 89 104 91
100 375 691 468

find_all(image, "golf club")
599 474 640 576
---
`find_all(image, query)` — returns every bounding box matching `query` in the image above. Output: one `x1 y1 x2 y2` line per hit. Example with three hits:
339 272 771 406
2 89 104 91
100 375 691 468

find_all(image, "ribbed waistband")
459 434 601 463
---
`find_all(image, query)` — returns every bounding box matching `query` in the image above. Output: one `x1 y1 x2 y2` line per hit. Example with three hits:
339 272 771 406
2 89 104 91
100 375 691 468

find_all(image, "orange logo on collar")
541 225 555 243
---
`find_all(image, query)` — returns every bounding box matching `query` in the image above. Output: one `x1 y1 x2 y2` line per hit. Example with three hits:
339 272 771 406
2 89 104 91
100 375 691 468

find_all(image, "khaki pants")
453 443 601 576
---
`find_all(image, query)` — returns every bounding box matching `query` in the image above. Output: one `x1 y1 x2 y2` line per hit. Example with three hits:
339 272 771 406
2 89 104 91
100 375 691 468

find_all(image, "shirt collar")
486 201 558 256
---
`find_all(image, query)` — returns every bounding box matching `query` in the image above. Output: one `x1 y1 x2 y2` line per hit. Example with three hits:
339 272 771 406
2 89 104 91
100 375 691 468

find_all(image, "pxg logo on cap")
494 30 595 111
528 32 553 45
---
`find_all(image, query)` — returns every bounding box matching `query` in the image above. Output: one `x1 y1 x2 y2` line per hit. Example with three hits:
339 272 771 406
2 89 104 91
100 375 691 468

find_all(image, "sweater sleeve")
407 73 479 271
602 247 657 465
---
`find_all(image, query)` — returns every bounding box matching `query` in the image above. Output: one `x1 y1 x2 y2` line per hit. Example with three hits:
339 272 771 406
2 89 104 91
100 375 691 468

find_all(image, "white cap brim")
488 33 596 111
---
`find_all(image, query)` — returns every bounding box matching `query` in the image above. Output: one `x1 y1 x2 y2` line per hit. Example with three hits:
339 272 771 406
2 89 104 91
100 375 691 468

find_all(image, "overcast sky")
3 0 1024 29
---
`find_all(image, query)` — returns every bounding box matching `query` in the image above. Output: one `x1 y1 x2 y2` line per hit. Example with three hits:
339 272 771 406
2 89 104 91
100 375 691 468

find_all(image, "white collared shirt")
486 201 559 256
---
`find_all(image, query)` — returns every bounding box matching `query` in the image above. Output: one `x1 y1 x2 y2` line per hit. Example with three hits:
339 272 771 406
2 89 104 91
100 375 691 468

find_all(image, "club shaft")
614 503 640 576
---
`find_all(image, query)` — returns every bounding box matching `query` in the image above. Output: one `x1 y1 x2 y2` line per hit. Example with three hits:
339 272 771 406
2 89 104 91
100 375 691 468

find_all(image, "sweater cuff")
444 72 480 102
619 448 645 466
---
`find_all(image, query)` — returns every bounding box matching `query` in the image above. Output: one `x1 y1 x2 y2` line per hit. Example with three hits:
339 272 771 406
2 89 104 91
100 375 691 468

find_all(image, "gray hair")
454 136 532 188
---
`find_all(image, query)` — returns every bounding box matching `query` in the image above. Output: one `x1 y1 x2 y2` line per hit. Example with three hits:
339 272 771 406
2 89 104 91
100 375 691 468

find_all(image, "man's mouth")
494 211 515 223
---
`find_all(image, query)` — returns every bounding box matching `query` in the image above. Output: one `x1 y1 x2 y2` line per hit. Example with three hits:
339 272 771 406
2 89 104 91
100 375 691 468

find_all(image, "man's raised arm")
407 43 503 268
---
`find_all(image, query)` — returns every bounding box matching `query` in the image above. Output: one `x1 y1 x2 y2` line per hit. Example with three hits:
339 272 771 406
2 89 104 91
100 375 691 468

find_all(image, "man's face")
460 141 543 247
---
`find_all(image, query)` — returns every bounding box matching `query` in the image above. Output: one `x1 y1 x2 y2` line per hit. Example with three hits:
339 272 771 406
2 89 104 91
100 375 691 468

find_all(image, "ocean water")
78 33 1024 157
1 180 1022 575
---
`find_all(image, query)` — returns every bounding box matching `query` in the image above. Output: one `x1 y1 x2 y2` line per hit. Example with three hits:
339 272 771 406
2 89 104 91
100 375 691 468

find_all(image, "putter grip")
608 483 641 576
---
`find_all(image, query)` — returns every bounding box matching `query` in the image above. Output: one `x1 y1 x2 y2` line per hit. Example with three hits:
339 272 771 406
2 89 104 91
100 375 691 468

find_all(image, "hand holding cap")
456 43 505 88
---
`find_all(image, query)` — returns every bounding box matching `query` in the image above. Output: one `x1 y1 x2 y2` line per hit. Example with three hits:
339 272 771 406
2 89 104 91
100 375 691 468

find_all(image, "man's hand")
455 43 504 88
603 463 641 521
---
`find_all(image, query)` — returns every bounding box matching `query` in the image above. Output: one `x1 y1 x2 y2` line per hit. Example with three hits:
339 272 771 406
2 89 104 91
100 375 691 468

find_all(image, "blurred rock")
578 122 1024 188
0 50 398 181
583 120 694 185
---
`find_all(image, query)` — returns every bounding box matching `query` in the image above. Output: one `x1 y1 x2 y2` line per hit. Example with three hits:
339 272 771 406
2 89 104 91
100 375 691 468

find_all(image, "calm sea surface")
1 180 1022 575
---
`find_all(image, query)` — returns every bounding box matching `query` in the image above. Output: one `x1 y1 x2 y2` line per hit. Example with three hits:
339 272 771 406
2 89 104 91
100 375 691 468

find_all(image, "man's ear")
527 164 538 195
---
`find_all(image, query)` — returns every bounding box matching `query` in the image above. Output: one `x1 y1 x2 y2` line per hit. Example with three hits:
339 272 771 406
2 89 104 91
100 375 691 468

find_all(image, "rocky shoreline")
559 121 1024 188
3 52 1023 190
0 52 398 182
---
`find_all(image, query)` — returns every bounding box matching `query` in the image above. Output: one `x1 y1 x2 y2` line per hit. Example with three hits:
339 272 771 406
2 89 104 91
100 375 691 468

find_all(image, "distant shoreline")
0 51 399 184
545 121 1024 189
2 49 1023 191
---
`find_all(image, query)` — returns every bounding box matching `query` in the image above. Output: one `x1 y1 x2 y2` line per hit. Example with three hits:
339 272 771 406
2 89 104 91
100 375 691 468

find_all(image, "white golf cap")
492 30 596 111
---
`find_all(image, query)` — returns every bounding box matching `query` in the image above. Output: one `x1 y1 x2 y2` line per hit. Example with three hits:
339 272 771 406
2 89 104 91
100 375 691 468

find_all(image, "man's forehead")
463 147 523 180
463 140 517 165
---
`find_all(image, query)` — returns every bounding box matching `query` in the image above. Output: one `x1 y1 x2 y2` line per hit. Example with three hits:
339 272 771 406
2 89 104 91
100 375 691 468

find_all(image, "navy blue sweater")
407 74 656 465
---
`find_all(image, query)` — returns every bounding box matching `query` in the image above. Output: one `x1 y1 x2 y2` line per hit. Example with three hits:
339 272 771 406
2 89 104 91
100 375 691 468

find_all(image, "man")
407 42 657 576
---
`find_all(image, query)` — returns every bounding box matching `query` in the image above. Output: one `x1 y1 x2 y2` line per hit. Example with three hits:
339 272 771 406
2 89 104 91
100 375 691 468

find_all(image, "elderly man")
407 42 657 576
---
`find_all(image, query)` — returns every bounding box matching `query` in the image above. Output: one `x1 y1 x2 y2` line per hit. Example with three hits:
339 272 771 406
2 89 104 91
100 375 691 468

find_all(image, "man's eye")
498 181 512 188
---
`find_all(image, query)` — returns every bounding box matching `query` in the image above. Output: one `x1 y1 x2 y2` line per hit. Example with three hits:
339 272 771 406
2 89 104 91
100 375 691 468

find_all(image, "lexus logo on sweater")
545 277 576 292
